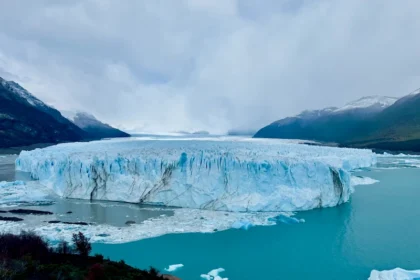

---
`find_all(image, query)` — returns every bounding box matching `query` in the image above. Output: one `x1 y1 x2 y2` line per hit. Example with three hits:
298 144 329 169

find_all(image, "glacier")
15 137 376 212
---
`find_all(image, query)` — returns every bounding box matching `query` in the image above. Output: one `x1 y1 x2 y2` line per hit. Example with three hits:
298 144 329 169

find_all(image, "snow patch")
0 77 46 108
334 96 397 113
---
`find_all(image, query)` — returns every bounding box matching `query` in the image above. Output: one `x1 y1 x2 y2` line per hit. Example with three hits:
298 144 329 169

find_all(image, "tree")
72 232 92 257
56 240 72 255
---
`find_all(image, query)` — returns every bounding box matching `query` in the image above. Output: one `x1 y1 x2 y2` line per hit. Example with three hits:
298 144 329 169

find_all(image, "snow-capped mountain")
333 96 397 113
0 77 46 109
62 111 130 139
0 77 86 148
254 91 420 152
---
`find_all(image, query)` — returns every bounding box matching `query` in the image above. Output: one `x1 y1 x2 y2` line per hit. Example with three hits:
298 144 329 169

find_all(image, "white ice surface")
351 176 379 186
369 268 420 280
0 181 55 207
376 153 420 169
16 138 376 212
0 207 284 244
165 264 184 272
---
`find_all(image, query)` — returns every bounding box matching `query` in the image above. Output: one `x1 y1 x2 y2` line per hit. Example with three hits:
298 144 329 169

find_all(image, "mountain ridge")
62 111 130 139
254 91 420 152
0 77 86 148
0 77 129 148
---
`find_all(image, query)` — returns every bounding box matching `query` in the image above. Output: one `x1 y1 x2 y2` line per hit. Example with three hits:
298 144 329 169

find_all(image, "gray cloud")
0 0 419 133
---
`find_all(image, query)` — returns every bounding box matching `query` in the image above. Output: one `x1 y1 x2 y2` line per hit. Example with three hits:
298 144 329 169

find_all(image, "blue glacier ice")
15 137 376 212
231 219 254 230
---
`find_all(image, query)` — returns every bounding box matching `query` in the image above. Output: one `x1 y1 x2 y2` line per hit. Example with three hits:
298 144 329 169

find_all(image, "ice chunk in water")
369 268 420 280
201 268 228 280
165 264 184 272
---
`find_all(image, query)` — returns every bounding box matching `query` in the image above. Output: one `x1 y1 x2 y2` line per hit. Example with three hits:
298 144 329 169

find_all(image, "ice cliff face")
16 138 376 212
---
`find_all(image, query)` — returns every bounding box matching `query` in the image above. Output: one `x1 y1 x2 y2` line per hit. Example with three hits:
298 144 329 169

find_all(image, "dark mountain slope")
344 91 420 151
0 77 86 148
254 96 397 143
254 93 420 152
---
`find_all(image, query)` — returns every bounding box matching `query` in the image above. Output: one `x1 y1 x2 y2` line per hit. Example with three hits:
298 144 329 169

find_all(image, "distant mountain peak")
61 110 130 139
334 96 398 113
0 77 47 109
0 76 86 148
408 88 420 96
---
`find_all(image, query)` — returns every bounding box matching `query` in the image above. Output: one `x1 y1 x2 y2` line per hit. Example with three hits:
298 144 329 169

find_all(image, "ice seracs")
16 138 376 212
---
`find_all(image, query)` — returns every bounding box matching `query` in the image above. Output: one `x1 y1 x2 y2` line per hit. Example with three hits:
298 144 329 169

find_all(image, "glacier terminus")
16 137 376 212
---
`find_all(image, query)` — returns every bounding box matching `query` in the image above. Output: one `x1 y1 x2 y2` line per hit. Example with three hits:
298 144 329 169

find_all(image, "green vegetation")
0 231 168 280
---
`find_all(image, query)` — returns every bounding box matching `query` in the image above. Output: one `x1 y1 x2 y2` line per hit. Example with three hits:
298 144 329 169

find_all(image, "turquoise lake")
93 167 420 280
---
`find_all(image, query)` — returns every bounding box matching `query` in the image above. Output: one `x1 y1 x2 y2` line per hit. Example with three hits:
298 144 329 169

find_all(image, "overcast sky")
0 0 419 133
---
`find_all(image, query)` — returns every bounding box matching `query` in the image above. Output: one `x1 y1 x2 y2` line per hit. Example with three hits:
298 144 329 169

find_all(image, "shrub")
149 267 159 277
72 232 92 257
93 254 104 263
87 263 105 280
56 240 73 255
0 231 49 260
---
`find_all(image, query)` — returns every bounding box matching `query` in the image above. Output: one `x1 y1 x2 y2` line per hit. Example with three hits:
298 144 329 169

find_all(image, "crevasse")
15 138 376 212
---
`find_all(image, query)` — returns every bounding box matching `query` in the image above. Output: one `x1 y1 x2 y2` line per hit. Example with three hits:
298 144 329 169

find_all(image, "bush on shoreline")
0 231 167 280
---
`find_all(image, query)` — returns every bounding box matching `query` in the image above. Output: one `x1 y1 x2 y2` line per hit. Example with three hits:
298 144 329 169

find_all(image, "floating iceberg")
16 138 376 212
165 264 184 272
201 268 228 280
351 176 379 186
369 268 420 280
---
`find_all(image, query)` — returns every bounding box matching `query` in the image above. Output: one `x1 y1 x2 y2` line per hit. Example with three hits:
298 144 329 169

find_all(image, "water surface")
93 168 420 280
